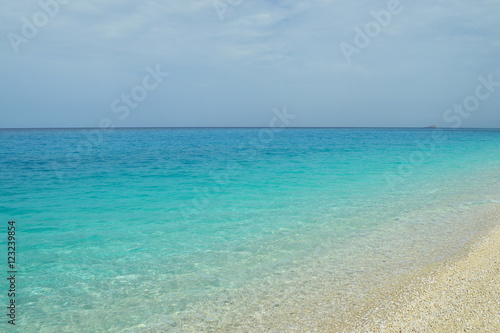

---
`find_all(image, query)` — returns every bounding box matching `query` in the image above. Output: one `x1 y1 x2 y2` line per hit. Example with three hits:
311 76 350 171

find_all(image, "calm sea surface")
1 128 500 331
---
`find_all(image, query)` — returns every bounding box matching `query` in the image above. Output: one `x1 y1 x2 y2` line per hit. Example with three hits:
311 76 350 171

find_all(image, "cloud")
1 0 499 127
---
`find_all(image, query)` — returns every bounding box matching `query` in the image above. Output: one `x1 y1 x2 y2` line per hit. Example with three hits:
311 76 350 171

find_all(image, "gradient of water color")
1 128 500 332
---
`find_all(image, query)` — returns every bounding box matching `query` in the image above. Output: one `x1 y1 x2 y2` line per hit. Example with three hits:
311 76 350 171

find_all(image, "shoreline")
144 202 500 332
335 204 500 332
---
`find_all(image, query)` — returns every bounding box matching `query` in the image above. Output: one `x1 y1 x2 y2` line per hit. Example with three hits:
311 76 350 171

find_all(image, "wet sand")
144 205 500 332
338 210 500 332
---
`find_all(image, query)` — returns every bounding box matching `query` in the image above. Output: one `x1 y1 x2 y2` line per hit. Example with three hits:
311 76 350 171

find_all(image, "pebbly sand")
145 204 500 333
336 209 500 332
235 204 500 333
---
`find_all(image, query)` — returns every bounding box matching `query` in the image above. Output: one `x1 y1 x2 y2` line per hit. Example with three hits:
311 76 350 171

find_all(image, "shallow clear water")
1 128 499 332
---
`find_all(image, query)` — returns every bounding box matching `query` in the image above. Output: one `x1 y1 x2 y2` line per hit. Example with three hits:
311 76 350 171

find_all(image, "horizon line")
0 126 499 130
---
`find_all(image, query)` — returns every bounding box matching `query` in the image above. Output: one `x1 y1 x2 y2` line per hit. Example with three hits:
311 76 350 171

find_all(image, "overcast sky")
1 0 499 128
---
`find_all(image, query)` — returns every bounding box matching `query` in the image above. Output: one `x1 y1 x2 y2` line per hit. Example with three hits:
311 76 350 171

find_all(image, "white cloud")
1 0 499 127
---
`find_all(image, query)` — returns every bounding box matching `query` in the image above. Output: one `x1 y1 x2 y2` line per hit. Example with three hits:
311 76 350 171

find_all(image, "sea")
1 128 499 332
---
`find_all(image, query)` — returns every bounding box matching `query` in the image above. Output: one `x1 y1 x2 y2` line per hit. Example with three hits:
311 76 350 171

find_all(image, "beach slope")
348 223 500 332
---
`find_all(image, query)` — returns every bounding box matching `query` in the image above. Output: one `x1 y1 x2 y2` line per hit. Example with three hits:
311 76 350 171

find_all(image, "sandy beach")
155 205 500 333
339 207 500 332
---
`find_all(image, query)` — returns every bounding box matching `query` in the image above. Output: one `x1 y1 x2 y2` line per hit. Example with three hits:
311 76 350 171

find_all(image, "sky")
0 0 499 128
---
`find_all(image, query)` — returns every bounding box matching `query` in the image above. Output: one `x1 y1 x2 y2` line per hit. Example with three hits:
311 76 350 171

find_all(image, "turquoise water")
1 128 500 332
